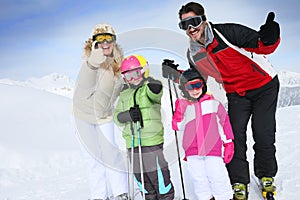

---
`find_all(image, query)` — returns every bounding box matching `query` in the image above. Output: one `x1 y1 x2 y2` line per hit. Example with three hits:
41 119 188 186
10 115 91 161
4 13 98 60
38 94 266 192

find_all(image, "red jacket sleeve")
244 38 280 55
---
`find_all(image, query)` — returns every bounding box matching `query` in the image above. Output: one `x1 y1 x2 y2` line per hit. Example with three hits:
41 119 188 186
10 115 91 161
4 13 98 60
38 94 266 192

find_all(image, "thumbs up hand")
258 12 280 46
87 41 106 68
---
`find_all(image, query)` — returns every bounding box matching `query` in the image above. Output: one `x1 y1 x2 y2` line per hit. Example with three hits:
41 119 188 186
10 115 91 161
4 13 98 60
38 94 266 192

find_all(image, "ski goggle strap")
93 34 116 43
179 15 206 30
122 68 143 81
184 79 204 91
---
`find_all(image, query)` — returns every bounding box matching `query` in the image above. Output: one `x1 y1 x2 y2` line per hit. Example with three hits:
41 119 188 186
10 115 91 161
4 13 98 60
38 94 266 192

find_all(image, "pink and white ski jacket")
172 93 234 158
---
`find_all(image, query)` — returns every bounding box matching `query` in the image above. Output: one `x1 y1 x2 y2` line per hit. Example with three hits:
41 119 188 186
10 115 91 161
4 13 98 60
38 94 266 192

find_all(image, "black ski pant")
226 76 279 185
129 144 175 200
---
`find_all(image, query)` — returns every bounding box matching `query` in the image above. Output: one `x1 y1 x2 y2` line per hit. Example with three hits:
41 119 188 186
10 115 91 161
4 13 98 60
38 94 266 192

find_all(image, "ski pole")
168 77 188 200
126 150 131 200
136 121 146 200
132 85 146 200
130 121 135 200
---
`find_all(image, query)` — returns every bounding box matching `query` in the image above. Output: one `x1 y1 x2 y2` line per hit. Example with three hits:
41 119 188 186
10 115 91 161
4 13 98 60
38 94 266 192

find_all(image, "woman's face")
97 41 114 56
181 12 207 42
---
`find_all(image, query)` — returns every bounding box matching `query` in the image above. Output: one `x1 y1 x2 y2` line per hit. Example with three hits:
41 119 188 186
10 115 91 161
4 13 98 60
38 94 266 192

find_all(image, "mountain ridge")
1 70 300 107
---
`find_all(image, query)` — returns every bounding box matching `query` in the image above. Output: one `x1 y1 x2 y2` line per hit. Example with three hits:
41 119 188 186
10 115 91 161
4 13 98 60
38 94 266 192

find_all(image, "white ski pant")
187 156 233 200
74 117 128 199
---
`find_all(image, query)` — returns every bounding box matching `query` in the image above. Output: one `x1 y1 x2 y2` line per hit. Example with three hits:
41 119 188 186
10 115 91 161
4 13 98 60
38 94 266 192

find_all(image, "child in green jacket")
113 55 175 200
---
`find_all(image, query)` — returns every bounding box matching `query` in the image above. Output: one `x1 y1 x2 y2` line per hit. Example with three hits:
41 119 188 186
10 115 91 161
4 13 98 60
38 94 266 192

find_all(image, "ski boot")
260 177 276 200
232 183 248 200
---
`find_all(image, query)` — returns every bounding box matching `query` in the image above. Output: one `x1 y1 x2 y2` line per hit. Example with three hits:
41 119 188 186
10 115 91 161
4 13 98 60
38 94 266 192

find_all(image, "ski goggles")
179 15 206 30
122 68 143 81
184 79 204 91
93 34 116 44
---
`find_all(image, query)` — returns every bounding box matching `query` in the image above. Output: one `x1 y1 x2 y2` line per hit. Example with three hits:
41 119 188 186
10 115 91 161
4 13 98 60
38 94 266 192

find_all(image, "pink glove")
172 119 179 131
223 141 234 164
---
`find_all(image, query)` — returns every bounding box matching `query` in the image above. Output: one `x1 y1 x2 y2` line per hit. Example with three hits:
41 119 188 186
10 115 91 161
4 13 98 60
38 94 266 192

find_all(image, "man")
162 2 280 199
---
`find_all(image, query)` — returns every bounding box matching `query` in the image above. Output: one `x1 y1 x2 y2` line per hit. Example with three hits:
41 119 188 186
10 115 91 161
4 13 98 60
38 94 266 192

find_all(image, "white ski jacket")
72 43 124 124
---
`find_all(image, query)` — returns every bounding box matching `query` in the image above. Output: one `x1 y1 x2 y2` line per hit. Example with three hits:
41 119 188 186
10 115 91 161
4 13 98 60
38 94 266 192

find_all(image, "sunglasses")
122 68 143 81
179 15 206 30
184 79 204 91
93 34 116 44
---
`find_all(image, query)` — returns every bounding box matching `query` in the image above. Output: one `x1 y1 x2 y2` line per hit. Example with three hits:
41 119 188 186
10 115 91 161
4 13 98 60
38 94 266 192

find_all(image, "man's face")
181 12 207 42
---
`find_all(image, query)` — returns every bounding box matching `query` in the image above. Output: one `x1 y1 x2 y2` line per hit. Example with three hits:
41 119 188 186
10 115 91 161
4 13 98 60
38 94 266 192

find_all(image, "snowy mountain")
277 70 300 86
0 74 299 199
1 70 300 107
0 70 300 107
0 73 75 98
277 70 300 107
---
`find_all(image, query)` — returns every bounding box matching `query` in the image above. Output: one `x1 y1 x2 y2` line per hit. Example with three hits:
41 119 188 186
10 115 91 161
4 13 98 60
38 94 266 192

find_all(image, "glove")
147 77 162 94
117 110 131 123
129 106 142 123
258 12 280 46
171 119 179 131
223 141 234 164
87 41 106 68
162 59 180 81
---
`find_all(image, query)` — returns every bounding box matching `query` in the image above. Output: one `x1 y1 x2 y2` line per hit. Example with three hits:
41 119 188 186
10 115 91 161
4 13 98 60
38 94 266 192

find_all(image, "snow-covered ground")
0 76 299 199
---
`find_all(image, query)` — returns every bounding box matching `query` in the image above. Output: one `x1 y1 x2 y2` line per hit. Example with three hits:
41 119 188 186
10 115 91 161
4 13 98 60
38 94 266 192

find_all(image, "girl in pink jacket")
172 68 234 200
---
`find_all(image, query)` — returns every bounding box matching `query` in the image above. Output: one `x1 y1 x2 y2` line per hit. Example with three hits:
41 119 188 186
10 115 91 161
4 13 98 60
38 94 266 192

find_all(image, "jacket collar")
189 22 215 55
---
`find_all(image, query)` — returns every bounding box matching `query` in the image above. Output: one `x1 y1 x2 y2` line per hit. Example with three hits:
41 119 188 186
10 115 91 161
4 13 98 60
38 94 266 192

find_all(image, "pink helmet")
120 55 149 78
120 55 149 77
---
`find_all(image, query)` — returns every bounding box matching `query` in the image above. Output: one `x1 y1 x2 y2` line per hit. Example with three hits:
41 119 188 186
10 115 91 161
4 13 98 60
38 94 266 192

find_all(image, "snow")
0 73 74 99
0 75 299 199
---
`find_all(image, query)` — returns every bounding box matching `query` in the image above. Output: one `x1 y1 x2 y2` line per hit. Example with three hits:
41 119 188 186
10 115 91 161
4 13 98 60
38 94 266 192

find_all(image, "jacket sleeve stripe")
214 28 277 79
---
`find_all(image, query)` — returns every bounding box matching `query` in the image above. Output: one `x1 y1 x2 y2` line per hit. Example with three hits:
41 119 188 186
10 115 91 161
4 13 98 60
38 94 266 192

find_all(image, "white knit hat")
92 23 116 36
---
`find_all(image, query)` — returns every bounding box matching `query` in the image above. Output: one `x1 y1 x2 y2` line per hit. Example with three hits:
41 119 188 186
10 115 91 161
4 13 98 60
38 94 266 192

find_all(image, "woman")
73 23 128 200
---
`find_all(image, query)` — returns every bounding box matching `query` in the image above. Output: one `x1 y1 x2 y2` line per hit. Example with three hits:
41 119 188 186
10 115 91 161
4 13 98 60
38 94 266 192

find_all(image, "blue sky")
0 0 299 80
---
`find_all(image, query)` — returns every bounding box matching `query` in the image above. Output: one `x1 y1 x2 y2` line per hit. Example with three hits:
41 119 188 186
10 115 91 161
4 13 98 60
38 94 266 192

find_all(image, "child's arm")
146 77 163 103
116 110 131 123
216 101 235 163
172 99 187 131
117 107 142 123
217 103 234 141
147 77 162 94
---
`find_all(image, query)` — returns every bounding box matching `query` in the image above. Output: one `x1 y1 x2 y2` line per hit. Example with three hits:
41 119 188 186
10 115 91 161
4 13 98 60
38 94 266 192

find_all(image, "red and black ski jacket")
188 22 280 96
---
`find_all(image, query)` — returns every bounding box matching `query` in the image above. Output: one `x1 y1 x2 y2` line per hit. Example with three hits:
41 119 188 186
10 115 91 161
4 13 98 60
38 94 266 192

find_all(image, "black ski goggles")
179 15 206 30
